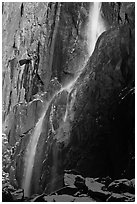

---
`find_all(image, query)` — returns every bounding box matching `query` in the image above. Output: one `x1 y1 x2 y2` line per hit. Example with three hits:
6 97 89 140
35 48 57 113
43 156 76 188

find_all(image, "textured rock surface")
3 173 134 202
64 6 135 178
2 2 89 127
2 2 135 201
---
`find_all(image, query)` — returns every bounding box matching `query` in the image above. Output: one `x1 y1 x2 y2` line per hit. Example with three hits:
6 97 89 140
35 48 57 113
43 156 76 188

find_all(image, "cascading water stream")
22 87 69 197
63 2 106 122
87 2 106 56
22 112 45 197
22 2 106 197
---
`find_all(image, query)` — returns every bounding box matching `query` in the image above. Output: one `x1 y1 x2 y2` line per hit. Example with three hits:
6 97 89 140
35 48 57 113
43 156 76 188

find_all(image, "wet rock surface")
2 2 135 202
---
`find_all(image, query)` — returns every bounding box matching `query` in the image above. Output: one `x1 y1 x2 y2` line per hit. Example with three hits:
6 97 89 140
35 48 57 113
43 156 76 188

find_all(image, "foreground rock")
2 173 135 202
107 193 135 202
2 187 24 202
30 174 135 202
108 178 135 194
29 174 136 202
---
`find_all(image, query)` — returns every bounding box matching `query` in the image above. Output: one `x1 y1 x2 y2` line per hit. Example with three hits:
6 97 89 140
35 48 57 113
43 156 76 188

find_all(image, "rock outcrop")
64 20 135 179
2 2 135 201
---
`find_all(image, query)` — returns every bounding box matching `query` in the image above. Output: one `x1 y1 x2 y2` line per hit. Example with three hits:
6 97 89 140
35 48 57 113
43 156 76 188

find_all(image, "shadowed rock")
19 59 31 66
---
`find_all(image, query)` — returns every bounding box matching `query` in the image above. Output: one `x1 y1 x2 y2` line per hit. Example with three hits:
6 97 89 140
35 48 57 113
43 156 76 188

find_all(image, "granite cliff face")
2 2 135 201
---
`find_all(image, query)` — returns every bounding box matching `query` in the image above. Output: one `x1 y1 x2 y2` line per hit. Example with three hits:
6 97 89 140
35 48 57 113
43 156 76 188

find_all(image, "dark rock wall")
64 3 135 179
65 27 134 178
2 2 135 197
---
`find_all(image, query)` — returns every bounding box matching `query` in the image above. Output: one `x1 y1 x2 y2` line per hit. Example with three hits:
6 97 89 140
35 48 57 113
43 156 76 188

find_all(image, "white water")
22 106 48 197
22 2 106 197
87 2 106 55
22 88 65 197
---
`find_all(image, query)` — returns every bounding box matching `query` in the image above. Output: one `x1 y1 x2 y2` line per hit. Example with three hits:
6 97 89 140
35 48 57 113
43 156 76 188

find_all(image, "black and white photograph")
2 1 135 202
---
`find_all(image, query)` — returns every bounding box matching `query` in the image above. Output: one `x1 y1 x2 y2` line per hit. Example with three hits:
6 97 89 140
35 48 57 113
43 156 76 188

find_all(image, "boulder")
55 186 78 196
107 193 133 202
85 178 111 201
122 192 135 202
108 178 135 193
64 173 77 187
74 175 88 192
44 194 76 202
43 194 95 202
73 196 96 202
11 189 24 201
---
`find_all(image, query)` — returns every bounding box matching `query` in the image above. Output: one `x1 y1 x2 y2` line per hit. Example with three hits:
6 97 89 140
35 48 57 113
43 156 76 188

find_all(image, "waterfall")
87 2 106 56
22 105 49 197
22 87 70 197
22 87 65 197
22 2 106 197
